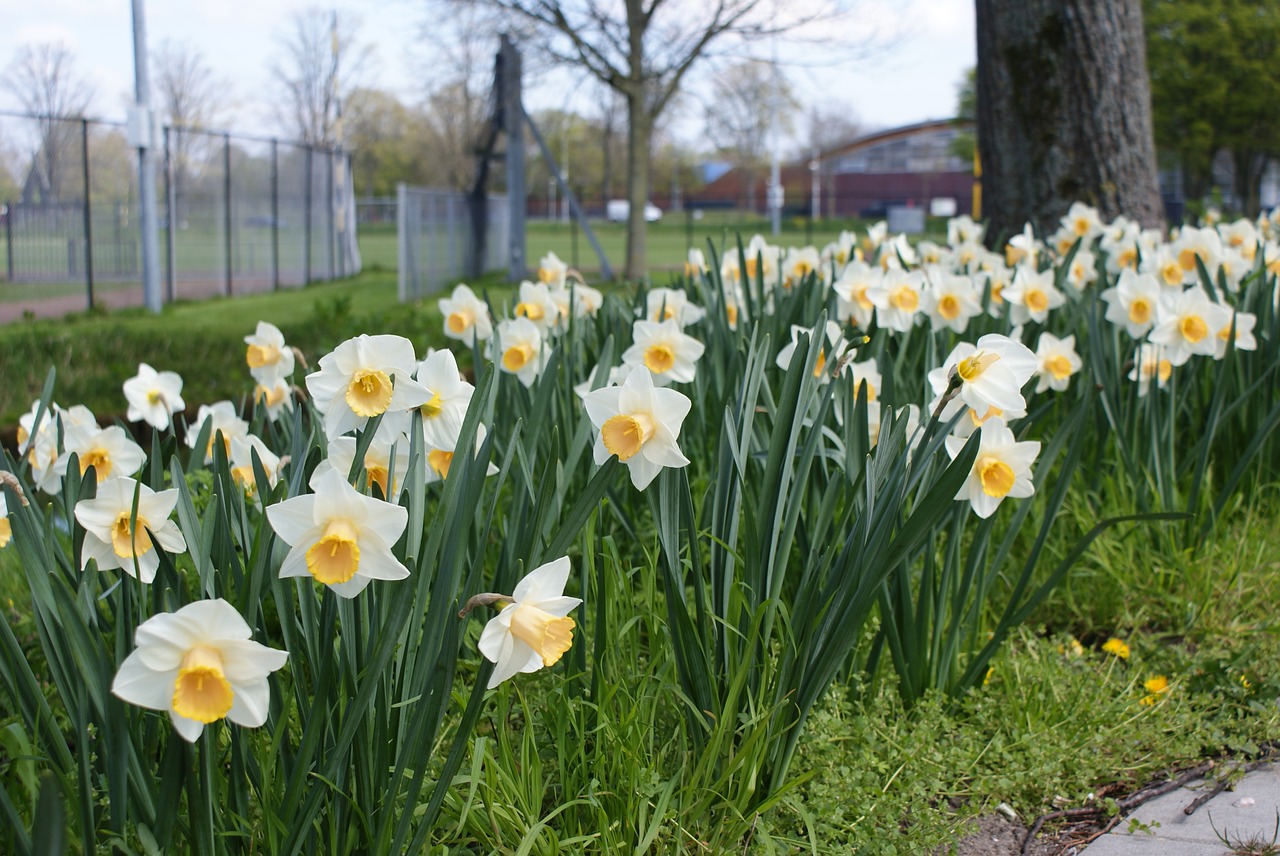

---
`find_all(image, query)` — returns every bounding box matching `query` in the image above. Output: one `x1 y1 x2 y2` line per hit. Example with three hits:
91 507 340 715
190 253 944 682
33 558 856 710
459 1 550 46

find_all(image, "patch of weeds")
1211 810 1280 856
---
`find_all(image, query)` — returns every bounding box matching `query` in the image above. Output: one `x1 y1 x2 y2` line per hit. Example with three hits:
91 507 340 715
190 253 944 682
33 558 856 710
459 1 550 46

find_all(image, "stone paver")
1081 762 1280 855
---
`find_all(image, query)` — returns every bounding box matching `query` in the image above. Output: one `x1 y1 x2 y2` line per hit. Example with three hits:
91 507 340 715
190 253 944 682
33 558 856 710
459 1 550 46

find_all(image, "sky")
0 0 976 148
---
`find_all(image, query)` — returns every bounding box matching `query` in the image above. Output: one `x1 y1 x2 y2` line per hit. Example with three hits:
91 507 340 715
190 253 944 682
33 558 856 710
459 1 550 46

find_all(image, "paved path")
1081 762 1280 855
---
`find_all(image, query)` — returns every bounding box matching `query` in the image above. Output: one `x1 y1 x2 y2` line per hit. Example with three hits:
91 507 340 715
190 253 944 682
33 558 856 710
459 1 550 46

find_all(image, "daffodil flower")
266 467 410 598
111 598 288 742
415 349 474 450
621 318 705 385
472 556 581 689
1148 288 1232 366
584 367 691 490
1032 333 1082 393
832 262 878 329
1003 268 1065 325
244 321 295 388
537 251 568 287
1129 344 1173 397
945 418 1040 519
550 280 603 322
775 321 847 382
645 288 705 326
512 280 561 334
1004 222 1039 268
488 317 549 388
1213 310 1258 359
1171 225 1222 281
305 334 433 438
438 283 494 346
1101 269 1165 338
228 435 281 502
922 271 982 333
866 268 925 332
928 334 1038 419
253 378 295 421
63 424 146 485
124 363 185 431
75 478 187 583
319 433 410 499
185 401 249 464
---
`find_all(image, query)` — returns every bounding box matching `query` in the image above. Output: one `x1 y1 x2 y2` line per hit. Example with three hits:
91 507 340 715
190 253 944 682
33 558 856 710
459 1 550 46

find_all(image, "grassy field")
0 269 519 429
0 214 912 425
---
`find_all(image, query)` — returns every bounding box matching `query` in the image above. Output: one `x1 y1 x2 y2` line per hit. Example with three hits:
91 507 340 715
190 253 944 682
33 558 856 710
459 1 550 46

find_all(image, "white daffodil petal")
111 652 178 710
170 711 206 743
227 679 273 728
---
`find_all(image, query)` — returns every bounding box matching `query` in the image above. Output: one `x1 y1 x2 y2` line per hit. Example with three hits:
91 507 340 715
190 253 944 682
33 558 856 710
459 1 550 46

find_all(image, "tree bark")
976 0 1165 242
1232 148 1264 217
625 101 652 281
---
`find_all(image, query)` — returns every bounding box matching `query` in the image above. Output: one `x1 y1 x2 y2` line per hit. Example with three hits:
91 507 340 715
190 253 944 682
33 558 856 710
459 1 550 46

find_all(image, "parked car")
606 199 662 223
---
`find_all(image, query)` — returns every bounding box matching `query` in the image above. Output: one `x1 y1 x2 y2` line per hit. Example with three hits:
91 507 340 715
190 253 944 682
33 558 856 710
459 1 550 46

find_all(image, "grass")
0 216 882 427
2 219 1277 852
0 268 515 428
417 495 1280 852
6 483 1269 853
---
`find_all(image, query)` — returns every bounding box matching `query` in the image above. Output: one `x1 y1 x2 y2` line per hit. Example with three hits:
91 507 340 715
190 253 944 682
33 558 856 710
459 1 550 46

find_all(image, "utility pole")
768 10 782 236
503 35 526 281
810 149 820 221
331 9 349 275
131 0 162 312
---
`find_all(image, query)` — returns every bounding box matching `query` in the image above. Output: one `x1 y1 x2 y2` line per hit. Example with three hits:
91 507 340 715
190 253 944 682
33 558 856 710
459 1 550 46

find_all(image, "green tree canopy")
1146 0 1280 215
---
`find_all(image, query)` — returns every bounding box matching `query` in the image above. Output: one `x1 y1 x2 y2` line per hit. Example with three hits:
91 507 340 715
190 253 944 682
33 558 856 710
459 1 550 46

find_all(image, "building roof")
816 117 973 165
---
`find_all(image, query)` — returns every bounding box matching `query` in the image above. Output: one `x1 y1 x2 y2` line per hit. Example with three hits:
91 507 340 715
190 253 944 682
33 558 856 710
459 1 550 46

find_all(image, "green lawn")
0 268 515 429
0 214 931 428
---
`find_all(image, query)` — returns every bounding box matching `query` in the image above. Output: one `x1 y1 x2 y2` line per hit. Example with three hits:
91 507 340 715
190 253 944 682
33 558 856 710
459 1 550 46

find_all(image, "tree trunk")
1232 148 1264 217
976 0 1165 243
624 97 652 281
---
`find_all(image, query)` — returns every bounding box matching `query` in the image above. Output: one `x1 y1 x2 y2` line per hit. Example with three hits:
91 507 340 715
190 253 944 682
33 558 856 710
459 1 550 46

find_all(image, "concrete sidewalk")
1081 761 1280 855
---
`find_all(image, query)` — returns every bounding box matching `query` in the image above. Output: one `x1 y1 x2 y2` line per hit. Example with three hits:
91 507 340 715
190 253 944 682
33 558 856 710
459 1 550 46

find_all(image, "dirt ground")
946 814 1078 856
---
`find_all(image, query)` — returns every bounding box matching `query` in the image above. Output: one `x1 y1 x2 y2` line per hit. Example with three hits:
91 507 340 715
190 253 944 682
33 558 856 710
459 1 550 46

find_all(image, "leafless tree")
4 42 94 202
441 0 858 278
409 5 506 192
597 83 625 202
804 104 864 157
704 59 800 212
153 40 227 189
269 7 372 146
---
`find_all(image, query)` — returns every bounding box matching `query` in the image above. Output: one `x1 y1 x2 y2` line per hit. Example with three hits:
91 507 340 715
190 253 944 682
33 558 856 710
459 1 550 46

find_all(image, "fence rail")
397 185 508 302
0 110 359 321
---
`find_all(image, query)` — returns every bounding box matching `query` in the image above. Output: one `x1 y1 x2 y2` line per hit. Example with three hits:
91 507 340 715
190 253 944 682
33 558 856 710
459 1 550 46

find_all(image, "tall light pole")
131 0 162 312
768 21 781 236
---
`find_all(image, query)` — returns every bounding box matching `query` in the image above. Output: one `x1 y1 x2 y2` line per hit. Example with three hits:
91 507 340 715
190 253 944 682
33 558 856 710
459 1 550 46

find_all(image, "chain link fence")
0 110 359 322
397 185 508 302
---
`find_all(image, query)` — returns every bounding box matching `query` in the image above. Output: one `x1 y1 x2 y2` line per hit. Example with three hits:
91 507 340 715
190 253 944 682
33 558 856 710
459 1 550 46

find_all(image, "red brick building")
691 118 976 219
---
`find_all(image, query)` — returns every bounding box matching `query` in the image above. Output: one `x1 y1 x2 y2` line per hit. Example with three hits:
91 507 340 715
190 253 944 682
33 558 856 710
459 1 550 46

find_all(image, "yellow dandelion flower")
1102 637 1130 659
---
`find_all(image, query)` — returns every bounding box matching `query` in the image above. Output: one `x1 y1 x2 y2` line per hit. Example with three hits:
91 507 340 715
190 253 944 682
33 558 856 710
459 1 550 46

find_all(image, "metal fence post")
271 139 280 290
326 149 335 279
396 183 407 301
223 132 232 296
304 147 312 285
163 125 176 302
446 192 456 278
4 200 13 281
82 118 95 310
